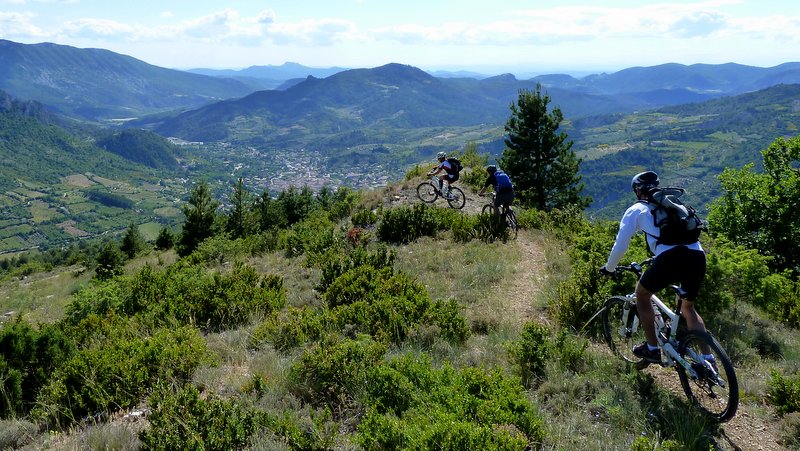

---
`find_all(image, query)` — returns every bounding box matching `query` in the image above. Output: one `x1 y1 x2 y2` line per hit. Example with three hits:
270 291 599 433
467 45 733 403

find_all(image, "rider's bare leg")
681 298 707 333
635 281 658 347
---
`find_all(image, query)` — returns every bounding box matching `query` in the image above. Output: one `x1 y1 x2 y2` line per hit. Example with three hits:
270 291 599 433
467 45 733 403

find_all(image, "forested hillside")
572 83 800 217
1 138 799 449
0 39 254 120
0 90 188 253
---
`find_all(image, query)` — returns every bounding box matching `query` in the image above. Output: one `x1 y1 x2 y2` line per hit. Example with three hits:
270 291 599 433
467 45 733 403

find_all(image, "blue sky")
1 0 799 75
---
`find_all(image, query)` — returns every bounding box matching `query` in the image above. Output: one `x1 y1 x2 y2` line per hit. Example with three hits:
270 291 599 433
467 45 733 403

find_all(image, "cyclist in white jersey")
427 152 457 198
601 171 708 363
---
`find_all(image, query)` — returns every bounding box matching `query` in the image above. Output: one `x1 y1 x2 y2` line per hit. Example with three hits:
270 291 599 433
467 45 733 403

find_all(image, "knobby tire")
676 331 739 422
416 182 438 203
446 187 466 209
601 296 645 364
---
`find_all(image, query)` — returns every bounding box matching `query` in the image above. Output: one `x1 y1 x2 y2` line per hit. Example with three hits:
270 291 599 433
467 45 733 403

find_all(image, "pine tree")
178 181 219 257
155 226 175 250
94 241 124 280
225 178 256 239
120 223 144 258
499 83 590 211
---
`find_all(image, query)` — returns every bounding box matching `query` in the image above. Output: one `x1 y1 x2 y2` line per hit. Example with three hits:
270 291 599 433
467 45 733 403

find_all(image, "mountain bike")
480 193 518 239
416 176 466 209
599 258 738 422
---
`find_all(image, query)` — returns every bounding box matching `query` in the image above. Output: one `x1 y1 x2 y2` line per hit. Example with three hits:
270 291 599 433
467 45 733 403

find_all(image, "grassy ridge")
2 176 799 449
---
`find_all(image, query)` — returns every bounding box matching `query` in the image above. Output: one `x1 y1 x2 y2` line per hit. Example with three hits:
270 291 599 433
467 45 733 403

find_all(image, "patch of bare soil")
645 368 786 450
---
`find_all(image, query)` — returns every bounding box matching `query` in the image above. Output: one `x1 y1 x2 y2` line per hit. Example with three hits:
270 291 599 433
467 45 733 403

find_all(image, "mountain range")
3 38 800 253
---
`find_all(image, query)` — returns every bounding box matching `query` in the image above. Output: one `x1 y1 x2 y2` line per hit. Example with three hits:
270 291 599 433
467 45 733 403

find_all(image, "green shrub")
0 358 23 418
288 335 387 409
553 329 589 373
550 220 639 331
761 272 800 327
279 211 338 260
768 371 800 415
0 318 75 417
64 278 129 325
473 212 511 243
317 244 395 293
352 208 378 228
357 355 545 450
250 307 330 352
450 213 478 243
69 261 286 332
404 164 426 180
377 203 440 244
428 298 471 343
508 322 552 386
323 265 390 308
630 436 681 451
331 270 469 344
35 326 210 427
779 412 800 450
141 384 265 451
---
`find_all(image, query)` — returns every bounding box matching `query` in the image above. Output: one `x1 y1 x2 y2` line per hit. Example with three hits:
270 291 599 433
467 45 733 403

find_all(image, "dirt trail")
392 181 787 449
503 231 786 450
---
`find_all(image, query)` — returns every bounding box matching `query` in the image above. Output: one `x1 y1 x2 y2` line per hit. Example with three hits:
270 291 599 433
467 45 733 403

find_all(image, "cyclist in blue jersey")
478 165 514 214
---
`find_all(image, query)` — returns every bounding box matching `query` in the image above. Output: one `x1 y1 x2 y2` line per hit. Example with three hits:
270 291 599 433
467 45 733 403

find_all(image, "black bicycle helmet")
631 171 659 191
486 165 497 174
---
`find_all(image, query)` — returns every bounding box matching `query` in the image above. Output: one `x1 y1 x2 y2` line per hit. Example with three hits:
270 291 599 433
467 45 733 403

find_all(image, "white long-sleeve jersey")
604 201 703 271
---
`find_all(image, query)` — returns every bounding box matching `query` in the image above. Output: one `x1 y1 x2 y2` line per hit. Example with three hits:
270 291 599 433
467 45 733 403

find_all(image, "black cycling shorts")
639 246 706 300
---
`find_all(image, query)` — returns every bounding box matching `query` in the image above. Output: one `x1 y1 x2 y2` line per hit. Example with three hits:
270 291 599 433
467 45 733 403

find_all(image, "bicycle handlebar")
611 257 654 278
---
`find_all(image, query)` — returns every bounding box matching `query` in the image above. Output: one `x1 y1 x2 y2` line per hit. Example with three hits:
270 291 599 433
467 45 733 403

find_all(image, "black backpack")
446 157 463 174
641 187 706 246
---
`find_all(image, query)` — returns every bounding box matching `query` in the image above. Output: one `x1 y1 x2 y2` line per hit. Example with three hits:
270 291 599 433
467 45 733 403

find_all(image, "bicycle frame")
622 289 699 379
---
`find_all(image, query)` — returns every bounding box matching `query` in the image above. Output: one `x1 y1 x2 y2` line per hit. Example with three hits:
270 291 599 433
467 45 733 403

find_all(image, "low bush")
768 370 800 415
34 325 210 427
351 208 378 228
508 322 552 386
316 244 395 293
288 335 387 409
0 318 75 417
357 354 545 450
250 306 330 352
141 384 265 451
377 203 440 244
329 269 469 344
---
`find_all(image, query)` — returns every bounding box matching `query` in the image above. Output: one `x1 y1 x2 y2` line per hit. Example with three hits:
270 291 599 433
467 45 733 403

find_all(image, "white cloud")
0 11 47 38
60 18 137 39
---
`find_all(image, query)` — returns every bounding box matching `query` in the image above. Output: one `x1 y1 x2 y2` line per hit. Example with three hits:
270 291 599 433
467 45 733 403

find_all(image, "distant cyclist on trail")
427 151 459 199
478 165 514 214
600 171 711 364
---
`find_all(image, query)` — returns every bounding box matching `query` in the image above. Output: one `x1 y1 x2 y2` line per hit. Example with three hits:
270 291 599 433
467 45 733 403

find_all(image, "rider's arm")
478 174 494 196
604 203 648 271
428 165 442 176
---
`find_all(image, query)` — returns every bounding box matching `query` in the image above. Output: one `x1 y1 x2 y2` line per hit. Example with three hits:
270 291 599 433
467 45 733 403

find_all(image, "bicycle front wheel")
416 182 438 203
505 209 519 239
481 204 494 215
601 296 645 364
446 187 466 209
676 331 739 422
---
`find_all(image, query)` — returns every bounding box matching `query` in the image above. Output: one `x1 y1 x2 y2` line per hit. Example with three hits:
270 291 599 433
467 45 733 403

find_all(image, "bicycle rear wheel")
601 296 645 364
416 182 438 203
505 209 519 239
676 331 739 422
446 187 465 209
